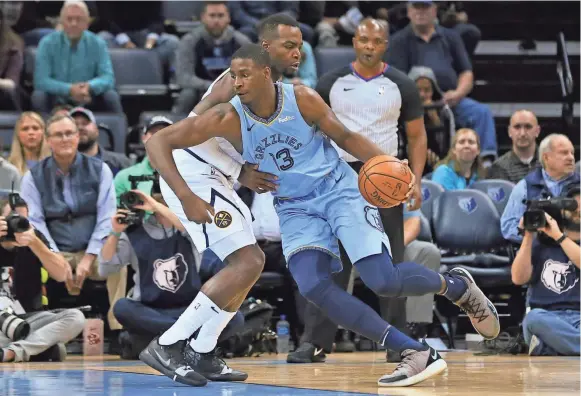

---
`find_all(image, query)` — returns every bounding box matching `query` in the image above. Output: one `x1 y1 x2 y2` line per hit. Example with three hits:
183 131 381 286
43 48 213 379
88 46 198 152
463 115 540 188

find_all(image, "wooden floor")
0 351 579 395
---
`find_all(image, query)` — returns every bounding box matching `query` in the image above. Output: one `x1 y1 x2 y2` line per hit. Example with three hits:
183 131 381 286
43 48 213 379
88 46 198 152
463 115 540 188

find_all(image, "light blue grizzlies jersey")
230 82 340 198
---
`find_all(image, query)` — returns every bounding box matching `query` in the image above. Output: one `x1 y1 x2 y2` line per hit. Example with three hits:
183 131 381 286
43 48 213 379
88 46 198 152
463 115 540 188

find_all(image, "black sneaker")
286 342 327 364
139 337 207 387
183 344 248 381
30 343 67 362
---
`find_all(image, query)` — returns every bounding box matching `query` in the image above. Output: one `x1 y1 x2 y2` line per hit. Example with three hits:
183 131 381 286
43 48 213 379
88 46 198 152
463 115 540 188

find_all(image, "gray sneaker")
448 267 500 340
378 340 447 387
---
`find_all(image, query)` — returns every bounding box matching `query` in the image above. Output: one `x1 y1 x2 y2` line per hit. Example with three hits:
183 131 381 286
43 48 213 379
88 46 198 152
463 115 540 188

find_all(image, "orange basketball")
358 155 413 208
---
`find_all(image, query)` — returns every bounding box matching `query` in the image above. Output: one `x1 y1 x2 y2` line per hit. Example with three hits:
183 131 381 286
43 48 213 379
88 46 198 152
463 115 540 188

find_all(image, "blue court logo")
458 197 478 214
421 187 431 202
487 187 506 203
364 206 384 232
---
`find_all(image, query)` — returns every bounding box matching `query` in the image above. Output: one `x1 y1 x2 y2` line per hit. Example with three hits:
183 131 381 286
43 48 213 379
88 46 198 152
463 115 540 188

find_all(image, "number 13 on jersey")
269 148 294 171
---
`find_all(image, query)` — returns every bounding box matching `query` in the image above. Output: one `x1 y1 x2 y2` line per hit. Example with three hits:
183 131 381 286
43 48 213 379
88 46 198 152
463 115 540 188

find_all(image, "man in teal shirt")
114 116 173 202
32 1 122 114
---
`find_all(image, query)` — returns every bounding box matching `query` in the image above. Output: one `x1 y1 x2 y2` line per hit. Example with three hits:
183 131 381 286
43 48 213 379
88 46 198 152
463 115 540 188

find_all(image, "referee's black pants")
298 161 406 352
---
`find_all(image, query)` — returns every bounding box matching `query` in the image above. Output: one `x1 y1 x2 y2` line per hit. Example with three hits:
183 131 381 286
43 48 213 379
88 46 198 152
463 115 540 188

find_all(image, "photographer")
99 188 244 359
511 185 580 356
0 197 85 363
501 134 578 243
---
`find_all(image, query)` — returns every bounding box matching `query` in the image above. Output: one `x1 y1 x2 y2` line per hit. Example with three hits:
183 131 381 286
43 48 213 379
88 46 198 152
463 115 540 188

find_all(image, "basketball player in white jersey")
139 14 304 387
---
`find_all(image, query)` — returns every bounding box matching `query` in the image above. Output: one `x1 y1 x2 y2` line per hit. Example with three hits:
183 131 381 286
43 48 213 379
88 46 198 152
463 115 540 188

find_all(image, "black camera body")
523 197 578 231
2 193 29 242
117 173 160 227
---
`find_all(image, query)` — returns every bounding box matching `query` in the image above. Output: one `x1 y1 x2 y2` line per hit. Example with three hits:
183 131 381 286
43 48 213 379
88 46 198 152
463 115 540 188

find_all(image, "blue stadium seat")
93 113 128 154
417 212 433 243
108 49 168 97
0 112 20 152
313 47 355 77
471 179 515 216
419 180 445 222
162 2 203 34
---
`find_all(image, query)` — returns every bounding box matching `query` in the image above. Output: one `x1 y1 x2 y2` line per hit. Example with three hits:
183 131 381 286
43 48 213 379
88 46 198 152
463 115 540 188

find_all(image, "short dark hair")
257 13 299 40
201 1 227 15
232 44 271 68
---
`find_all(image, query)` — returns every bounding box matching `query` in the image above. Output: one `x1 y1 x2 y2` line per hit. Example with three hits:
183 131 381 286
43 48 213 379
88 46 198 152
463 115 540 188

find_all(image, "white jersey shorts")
160 148 256 261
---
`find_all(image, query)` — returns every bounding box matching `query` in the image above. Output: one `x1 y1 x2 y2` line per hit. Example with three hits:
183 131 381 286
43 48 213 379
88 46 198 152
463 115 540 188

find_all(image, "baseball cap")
69 107 97 124
144 115 173 134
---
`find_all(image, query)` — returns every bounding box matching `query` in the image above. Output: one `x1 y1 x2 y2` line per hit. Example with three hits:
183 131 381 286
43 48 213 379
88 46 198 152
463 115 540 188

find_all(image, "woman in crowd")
8 112 51 176
431 128 486 190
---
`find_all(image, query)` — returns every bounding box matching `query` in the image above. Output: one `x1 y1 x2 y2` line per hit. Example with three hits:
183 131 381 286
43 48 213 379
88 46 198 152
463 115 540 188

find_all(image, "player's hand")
181 194 215 224
238 163 278 194
406 181 422 211
0 216 7 239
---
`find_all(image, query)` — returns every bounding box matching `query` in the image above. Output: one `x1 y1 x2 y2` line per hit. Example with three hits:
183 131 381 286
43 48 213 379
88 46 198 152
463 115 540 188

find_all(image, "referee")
288 18 427 364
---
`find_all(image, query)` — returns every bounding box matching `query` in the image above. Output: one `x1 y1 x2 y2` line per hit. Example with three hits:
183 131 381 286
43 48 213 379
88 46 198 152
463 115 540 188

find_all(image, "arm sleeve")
88 38 115 95
446 29 472 74
500 179 528 243
98 233 136 277
34 38 72 96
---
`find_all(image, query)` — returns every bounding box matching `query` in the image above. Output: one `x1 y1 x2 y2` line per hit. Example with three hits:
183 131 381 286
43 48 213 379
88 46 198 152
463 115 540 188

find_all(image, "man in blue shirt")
501 134 578 243
20 113 124 332
387 0 497 159
32 1 122 114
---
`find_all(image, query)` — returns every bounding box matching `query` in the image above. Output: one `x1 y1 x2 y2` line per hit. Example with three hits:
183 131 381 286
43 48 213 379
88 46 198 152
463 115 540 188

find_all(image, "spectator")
92 1 179 71
50 104 74 118
229 1 315 44
99 190 244 359
0 158 21 191
7 112 51 177
114 116 172 200
487 110 541 184
19 114 125 333
408 66 456 172
501 134 578 243
315 2 365 47
431 128 485 190
69 106 131 176
0 7 24 111
437 1 482 57
32 1 122 114
282 41 317 89
173 1 250 114
511 185 580 356
387 0 498 159
0 1 57 47
0 197 85 363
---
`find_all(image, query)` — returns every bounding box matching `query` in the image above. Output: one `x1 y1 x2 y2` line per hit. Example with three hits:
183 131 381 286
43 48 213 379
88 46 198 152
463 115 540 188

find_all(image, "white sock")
159 292 219 345
189 309 236 353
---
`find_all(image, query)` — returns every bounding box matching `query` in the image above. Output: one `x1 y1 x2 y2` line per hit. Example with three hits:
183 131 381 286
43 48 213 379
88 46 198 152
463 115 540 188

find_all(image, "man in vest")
501 134 578 243
99 189 244 364
19 114 125 333
511 184 580 356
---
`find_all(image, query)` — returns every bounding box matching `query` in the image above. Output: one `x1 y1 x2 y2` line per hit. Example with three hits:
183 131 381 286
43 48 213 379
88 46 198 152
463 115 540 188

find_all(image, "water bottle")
276 315 290 354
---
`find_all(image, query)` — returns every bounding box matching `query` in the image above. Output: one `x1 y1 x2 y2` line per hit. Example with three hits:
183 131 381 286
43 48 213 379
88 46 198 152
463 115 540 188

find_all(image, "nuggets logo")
214 211 233 228
153 253 189 293
364 206 384 232
541 259 578 294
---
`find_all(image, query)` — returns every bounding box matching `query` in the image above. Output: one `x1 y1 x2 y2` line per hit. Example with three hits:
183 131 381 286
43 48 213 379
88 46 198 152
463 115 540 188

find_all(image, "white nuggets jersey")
160 68 256 261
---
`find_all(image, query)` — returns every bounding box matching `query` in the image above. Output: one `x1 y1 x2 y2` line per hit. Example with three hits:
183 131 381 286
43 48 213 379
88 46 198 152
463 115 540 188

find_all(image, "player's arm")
295 85 385 162
192 75 235 115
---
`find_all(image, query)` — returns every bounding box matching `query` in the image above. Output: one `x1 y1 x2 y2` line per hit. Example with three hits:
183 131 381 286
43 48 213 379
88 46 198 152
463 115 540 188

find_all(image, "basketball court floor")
0 351 578 395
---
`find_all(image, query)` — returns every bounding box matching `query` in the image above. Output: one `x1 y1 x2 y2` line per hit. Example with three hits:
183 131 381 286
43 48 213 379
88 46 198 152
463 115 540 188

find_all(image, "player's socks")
159 292 219 346
190 309 236 353
440 273 469 302
288 249 425 353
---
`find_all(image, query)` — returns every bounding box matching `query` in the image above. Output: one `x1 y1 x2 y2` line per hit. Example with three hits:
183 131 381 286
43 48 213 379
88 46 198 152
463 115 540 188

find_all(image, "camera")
2 193 29 242
117 173 160 227
522 197 578 231
0 307 30 341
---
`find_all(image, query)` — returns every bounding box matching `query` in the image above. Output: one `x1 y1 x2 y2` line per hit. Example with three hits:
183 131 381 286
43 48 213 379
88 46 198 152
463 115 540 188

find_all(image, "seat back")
0 112 20 153
162 1 203 21
432 189 505 252
419 180 445 220
93 113 128 154
417 212 433 242
314 47 355 77
109 49 164 85
471 179 515 216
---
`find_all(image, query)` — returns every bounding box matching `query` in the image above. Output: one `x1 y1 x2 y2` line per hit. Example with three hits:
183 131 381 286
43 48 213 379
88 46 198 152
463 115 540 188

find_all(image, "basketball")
358 155 413 208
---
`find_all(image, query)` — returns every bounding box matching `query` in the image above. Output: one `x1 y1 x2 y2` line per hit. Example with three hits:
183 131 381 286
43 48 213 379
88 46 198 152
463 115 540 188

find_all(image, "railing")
556 32 575 131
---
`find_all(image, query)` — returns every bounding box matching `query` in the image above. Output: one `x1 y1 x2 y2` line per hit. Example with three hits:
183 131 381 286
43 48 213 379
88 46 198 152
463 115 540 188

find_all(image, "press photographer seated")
0 195 85 363
99 187 244 359
511 185 580 356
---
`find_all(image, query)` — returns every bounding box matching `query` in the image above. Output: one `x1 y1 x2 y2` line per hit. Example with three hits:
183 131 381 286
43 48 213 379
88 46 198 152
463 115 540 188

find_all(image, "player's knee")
369 279 402 298
235 244 265 276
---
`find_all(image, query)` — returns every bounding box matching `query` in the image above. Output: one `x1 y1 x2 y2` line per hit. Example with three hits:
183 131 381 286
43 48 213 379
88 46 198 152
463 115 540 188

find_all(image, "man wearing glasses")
19 114 124 333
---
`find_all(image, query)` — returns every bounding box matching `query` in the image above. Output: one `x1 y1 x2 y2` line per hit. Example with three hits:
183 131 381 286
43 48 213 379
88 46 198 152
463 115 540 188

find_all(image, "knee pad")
288 249 334 303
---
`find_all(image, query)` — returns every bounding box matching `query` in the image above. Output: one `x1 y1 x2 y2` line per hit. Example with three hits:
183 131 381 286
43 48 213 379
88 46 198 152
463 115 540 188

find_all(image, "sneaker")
448 267 501 340
378 340 447 387
183 344 248 381
139 337 207 387
287 342 327 364
528 335 543 356
30 343 67 362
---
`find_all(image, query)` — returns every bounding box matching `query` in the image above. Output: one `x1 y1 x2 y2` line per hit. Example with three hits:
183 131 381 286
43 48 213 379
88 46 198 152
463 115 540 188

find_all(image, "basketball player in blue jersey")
146 44 500 387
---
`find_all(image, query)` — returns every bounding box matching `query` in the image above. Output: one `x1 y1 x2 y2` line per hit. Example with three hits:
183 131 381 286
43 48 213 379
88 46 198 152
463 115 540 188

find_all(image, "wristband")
110 231 122 238
556 234 567 244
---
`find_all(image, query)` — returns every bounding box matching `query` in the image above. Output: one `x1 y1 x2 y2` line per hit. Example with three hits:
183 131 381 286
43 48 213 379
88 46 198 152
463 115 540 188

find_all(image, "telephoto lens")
0 309 30 341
